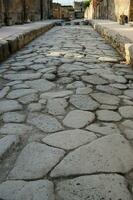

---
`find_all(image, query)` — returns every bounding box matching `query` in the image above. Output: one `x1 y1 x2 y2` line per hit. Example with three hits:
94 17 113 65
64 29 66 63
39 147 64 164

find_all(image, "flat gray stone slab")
0 86 10 99
25 79 55 92
101 74 127 83
59 64 86 73
56 174 132 200
50 134 133 177
76 87 93 94
124 90 133 98
28 113 63 133
96 85 122 95
70 95 99 111
91 92 120 105
0 135 19 160
3 112 26 123
4 73 41 80
0 180 54 200
0 100 22 114
119 106 133 118
66 81 85 89
63 110 95 128
121 120 133 129
0 123 33 135
96 110 122 122
82 75 108 85
42 129 97 150
98 56 119 62
9 142 65 180
7 89 37 99
86 122 120 135
18 93 38 104
40 90 73 99
47 98 68 115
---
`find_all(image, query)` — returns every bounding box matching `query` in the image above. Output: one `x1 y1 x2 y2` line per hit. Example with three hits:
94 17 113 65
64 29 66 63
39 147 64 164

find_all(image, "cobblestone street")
0 25 133 199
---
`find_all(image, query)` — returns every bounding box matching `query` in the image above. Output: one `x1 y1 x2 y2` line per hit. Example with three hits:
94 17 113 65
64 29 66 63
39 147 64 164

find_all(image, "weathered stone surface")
4 73 41 80
42 129 97 150
0 86 10 98
110 83 127 89
12 83 30 89
59 64 86 73
0 123 33 135
124 90 133 98
96 85 122 95
43 73 56 81
0 180 55 200
82 75 108 85
51 134 133 177
98 56 119 62
0 135 19 160
101 74 127 83
86 122 120 135
119 106 133 118
47 98 68 115
18 93 38 104
57 77 73 84
9 142 65 180
41 90 73 99
76 87 93 94
121 120 133 129
66 81 85 89
25 79 55 92
100 104 118 110
70 95 99 111
28 103 42 112
91 93 120 105
63 110 95 128
28 113 63 133
96 110 122 122
56 174 132 200
7 89 37 99
3 112 26 123
0 100 22 114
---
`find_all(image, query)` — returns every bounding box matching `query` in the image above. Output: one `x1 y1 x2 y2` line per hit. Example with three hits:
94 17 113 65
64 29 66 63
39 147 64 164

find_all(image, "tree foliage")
83 0 91 9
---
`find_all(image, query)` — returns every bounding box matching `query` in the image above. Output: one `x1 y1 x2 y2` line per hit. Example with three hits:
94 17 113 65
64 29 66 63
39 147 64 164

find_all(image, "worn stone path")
0 25 133 199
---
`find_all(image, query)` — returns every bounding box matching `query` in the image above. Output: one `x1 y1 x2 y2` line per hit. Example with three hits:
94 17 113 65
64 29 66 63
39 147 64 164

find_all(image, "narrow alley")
0 25 133 199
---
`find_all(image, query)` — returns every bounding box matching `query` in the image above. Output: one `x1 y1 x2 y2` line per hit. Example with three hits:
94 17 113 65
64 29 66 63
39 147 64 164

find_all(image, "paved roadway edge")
0 22 55 63
89 20 133 66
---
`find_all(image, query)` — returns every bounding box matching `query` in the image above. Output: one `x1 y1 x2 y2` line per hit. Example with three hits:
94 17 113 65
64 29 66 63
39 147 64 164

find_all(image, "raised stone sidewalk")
89 20 133 66
0 21 55 62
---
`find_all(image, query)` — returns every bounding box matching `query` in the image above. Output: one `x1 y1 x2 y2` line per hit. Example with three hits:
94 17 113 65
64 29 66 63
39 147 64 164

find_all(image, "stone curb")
0 22 55 62
89 20 133 66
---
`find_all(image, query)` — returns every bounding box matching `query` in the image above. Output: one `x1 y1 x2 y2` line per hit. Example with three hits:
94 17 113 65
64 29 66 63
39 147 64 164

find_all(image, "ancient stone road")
0 25 133 199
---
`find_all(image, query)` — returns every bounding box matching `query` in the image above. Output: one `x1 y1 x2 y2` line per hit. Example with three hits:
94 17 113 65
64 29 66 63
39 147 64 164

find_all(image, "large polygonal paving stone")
96 85 122 95
56 174 132 200
47 98 68 115
27 113 63 133
70 95 99 111
0 100 22 114
91 92 120 105
86 122 120 135
3 112 26 123
7 89 37 99
0 123 33 135
50 134 133 177
63 110 95 128
0 180 54 200
40 90 73 99
4 73 41 81
9 142 65 180
0 135 20 160
124 90 133 98
25 79 55 92
82 75 108 85
119 106 133 118
42 129 97 150
59 64 86 73
96 110 122 122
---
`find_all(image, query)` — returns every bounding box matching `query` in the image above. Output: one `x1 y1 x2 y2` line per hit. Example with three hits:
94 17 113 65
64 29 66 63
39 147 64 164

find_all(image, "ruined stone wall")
0 0 52 26
91 0 132 21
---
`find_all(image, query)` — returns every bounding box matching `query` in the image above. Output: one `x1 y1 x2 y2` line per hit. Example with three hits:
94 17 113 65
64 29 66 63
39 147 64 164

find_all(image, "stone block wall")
0 0 52 26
